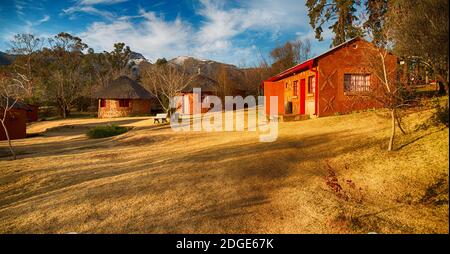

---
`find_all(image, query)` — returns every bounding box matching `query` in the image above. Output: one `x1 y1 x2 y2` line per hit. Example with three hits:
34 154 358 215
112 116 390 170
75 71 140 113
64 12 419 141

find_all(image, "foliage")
6 33 136 118
306 0 364 46
155 58 168 66
363 0 389 46
86 124 129 139
387 0 449 92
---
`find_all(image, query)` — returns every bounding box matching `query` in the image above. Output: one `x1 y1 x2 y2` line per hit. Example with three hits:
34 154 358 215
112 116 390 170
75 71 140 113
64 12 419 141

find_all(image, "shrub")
432 97 449 127
324 163 364 203
324 162 367 233
87 125 129 138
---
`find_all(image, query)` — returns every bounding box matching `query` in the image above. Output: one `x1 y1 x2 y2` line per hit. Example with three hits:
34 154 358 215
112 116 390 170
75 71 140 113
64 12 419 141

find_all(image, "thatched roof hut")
96 76 153 118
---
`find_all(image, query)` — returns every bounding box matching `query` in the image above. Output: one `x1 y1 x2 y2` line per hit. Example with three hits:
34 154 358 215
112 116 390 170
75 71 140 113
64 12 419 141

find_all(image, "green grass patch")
87 124 129 139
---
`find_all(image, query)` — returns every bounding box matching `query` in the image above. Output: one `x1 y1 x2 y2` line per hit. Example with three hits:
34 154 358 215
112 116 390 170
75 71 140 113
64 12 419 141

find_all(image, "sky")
0 0 334 66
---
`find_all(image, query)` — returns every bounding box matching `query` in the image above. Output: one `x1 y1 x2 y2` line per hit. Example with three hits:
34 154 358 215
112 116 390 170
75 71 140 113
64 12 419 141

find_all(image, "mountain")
0 51 16 65
169 56 245 87
128 51 148 66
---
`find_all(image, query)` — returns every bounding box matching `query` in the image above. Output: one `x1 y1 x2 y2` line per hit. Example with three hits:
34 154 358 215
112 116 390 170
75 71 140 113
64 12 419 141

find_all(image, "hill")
0 51 16 65
169 56 248 91
0 108 448 233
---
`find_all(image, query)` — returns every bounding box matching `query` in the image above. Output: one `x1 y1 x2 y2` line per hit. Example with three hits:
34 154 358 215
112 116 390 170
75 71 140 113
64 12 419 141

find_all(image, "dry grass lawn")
0 108 448 233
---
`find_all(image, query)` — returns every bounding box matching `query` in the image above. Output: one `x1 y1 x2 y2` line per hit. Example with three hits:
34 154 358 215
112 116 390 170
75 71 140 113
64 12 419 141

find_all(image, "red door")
300 79 306 114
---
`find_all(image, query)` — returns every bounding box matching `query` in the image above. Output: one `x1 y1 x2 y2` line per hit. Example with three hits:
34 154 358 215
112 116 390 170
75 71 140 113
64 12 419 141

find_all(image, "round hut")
96 76 153 118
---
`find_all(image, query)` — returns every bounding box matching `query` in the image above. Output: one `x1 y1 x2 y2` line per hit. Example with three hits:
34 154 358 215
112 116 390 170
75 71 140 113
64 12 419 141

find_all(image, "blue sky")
0 0 334 66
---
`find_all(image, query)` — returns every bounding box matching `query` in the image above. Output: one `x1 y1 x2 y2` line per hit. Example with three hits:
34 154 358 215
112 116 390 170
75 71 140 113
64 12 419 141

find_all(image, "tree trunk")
388 109 396 151
395 111 406 135
1 120 16 160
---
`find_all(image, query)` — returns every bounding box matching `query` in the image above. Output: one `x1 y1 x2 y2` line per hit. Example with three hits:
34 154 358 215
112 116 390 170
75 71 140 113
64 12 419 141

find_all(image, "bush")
432 97 449 127
87 125 129 138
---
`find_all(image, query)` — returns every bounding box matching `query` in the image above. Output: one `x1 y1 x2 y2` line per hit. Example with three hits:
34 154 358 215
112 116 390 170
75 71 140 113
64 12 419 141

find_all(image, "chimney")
197 67 201 75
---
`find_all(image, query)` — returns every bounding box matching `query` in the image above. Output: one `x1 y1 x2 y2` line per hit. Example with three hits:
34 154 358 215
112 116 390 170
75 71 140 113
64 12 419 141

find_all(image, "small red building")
263 37 398 119
175 74 218 115
0 101 28 141
25 104 39 122
175 73 248 115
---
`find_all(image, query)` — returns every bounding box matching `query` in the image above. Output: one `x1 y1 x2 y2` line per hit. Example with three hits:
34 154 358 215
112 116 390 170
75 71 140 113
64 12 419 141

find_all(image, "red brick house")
263 37 398 119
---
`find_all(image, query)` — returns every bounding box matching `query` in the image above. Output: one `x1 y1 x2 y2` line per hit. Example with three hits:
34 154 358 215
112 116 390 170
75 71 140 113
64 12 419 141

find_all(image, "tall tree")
44 33 89 118
363 0 388 47
306 0 364 46
107 42 132 77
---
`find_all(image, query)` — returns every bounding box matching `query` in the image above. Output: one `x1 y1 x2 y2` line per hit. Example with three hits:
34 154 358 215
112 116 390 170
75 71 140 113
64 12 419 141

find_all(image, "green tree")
106 42 131 75
363 0 388 47
155 58 168 66
306 0 364 46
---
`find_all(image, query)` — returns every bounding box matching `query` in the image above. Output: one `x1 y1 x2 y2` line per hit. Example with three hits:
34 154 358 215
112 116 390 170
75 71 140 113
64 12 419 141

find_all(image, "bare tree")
141 62 195 114
360 41 412 151
216 65 235 100
8 34 43 99
0 72 26 160
270 38 312 74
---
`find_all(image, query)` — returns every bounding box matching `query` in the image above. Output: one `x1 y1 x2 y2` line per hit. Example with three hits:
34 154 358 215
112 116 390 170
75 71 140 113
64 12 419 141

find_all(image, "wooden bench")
153 113 168 123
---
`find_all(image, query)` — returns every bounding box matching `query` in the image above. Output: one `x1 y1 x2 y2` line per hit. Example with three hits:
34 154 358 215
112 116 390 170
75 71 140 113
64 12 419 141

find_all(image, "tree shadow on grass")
0 127 387 233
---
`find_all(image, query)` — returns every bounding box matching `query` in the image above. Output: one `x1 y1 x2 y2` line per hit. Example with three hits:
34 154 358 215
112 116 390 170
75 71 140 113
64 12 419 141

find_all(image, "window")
293 81 298 96
100 99 106 108
119 99 130 107
344 74 371 93
308 76 316 94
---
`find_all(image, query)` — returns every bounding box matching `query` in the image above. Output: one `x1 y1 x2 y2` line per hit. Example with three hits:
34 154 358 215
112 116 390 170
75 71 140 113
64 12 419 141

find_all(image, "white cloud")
191 0 311 63
78 0 128 5
75 0 326 66
63 0 128 19
63 5 115 19
37 15 50 24
79 10 192 62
